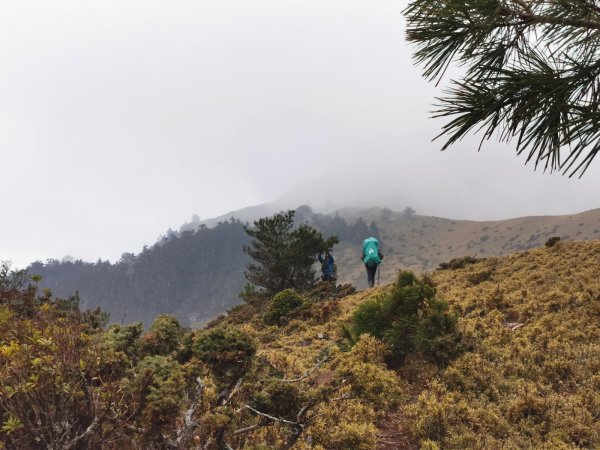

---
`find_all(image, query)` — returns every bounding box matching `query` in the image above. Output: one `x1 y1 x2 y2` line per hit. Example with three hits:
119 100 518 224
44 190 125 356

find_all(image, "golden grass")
238 240 600 448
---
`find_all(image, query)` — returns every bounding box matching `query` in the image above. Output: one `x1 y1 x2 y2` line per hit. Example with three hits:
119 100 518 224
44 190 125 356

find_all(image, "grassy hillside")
28 205 600 328
2 240 599 448
331 207 600 288
221 239 600 448
415 239 600 448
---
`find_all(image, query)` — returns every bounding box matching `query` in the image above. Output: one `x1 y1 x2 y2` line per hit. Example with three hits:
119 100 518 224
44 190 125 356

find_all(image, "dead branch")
176 377 205 447
244 405 299 427
232 419 271 436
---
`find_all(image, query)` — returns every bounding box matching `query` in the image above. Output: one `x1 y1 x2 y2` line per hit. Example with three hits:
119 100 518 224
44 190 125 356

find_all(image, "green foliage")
351 297 388 340
243 210 338 295
347 271 461 365
0 278 133 448
103 322 144 358
133 355 186 445
193 324 256 386
404 0 600 175
415 299 462 366
251 381 304 421
140 314 183 356
1 415 23 434
263 289 304 326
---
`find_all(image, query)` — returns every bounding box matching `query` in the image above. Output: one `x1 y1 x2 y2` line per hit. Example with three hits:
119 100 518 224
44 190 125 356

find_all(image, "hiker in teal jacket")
362 237 383 288
318 250 336 282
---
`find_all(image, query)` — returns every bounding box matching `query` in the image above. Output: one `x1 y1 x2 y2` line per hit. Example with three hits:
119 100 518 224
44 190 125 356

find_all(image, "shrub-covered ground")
410 240 600 449
2 240 599 448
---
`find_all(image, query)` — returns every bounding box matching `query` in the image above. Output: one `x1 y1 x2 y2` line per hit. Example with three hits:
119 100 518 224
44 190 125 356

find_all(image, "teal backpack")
363 237 381 267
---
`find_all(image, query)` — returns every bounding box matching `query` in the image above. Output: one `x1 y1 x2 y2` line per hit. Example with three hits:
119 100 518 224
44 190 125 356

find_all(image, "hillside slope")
29 206 600 327
226 239 600 448
331 206 600 287
3 240 599 448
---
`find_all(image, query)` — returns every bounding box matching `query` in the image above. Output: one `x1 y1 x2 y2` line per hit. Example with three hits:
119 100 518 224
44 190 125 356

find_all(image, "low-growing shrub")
263 289 304 326
192 324 256 387
345 271 462 366
336 335 404 410
226 302 257 324
438 256 484 270
251 381 304 421
139 314 183 356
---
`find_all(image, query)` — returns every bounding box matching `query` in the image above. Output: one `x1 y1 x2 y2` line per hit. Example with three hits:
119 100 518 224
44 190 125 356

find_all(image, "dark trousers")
365 264 378 288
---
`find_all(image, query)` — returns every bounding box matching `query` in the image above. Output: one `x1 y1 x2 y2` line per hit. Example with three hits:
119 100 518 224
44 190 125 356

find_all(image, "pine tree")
404 0 600 176
243 210 338 295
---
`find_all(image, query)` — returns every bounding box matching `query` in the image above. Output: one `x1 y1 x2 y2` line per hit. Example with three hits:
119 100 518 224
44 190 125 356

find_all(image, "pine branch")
404 0 600 175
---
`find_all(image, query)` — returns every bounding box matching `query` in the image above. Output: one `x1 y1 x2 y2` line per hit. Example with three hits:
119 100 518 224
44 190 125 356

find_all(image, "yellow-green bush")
337 335 404 410
403 241 600 448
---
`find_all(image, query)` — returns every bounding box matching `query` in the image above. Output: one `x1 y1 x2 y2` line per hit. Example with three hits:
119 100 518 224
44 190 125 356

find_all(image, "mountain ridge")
29 205 600 327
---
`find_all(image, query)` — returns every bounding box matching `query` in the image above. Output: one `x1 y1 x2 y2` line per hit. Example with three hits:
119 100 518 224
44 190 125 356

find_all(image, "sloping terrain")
29 205 600 327
332 207 600 288
3 240 599 448
229 239 600 448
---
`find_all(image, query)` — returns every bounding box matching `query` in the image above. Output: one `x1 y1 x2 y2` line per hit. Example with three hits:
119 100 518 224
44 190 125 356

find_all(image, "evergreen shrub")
193 324 256 385
414 299 462 366
347 271 461 365
263 289 304 326
251 381 303 421
140 314 183 356
133 355 186 445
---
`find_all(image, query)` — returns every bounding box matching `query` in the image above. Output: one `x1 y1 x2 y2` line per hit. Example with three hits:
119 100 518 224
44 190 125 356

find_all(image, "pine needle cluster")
404 0 600 175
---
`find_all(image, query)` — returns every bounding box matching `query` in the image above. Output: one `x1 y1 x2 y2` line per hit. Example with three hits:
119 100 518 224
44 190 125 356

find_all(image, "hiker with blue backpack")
318 250 336 282
362 237 383 288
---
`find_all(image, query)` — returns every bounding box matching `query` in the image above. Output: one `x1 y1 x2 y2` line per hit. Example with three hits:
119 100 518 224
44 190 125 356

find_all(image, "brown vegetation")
3 239 600 448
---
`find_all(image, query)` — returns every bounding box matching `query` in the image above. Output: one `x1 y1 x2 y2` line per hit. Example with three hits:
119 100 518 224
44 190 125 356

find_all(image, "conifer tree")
243 210 337 294
404 0 600 176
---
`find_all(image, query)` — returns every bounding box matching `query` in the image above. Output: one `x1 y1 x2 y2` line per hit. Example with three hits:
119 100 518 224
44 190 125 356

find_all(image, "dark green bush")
251 381 303 421
437 256 484 270
133 355 186 446
414 298 462 366
351 297 387 340
193 324 256 385
263 289 304 326
347 271 461 365
385 274 435 319
103 322 144 359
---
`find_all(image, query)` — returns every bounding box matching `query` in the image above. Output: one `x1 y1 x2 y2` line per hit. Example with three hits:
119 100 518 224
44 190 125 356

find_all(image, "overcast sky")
2 0 599 268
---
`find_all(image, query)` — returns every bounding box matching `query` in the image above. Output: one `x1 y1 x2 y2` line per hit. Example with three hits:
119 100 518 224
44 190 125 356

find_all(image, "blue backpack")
363 237 381 267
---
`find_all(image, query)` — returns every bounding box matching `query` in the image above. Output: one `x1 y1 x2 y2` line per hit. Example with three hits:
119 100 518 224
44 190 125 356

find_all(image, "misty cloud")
1 0 599 268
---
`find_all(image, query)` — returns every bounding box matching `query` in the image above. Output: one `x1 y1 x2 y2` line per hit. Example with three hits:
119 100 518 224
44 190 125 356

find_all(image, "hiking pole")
377 262 381 286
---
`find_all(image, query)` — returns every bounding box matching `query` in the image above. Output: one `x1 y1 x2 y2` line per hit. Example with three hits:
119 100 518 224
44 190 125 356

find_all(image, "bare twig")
244 405 299 427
